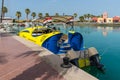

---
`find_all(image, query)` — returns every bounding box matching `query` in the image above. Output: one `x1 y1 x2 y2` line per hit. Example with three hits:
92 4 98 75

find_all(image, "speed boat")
19 26 63 53
18 25 104 71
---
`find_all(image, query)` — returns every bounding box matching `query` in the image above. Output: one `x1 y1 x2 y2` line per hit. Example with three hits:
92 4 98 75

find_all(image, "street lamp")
1 0 4 23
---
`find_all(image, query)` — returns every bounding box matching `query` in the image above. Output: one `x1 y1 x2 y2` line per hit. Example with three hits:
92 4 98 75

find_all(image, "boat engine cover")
88 47 98 57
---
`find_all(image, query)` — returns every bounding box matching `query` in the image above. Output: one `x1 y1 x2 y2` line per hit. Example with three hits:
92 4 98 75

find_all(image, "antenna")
66 21 74 31
66 16 74 31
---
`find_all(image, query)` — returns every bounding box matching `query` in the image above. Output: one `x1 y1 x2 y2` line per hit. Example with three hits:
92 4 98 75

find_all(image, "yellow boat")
19 26 104 70
19 26 63 53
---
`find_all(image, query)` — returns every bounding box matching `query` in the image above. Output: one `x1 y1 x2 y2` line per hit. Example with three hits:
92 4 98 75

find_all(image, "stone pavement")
12 33 98 80
0 32 64 80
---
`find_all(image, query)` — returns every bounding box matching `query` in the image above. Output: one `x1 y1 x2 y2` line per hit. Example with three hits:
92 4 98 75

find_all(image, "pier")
0 30 98 80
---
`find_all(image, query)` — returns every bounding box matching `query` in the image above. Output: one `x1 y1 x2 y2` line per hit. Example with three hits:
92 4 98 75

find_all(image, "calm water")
55 24 120 80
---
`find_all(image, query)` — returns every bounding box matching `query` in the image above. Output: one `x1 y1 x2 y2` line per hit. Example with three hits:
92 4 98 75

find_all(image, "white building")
0 17 13 23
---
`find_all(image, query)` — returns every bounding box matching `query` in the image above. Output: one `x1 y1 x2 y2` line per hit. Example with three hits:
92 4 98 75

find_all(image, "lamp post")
0 0 4 23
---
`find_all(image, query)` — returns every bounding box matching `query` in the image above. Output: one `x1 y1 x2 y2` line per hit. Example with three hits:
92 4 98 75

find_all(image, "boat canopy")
68 32 84 51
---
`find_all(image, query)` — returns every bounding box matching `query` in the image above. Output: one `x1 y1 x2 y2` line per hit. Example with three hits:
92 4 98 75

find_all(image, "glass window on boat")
32 28 53 37
32 29 43 37
36 28 53 33
22 30 30 33
43 28 53 33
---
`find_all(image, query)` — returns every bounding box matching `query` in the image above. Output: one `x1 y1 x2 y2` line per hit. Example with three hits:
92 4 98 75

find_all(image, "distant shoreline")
73 22 120 27
1 21 120 27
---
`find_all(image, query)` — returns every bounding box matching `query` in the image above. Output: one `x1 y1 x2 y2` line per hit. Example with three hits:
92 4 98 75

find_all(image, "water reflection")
97 26 120 36
97 27 113 36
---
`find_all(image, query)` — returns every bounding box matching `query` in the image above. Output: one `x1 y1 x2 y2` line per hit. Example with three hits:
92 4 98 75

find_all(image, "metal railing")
0 23 29 34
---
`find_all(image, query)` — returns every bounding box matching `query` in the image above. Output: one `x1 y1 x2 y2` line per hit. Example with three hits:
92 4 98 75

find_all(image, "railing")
0 23 24 34
0 22 44 34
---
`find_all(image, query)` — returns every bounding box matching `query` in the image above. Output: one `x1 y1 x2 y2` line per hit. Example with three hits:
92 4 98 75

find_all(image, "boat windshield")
32 28 53 37
34 28 53 33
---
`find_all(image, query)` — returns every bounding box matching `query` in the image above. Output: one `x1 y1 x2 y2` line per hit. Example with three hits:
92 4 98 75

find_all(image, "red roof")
113 16 120 20
45 17 52 20
92 17 98 21
68 17 74 21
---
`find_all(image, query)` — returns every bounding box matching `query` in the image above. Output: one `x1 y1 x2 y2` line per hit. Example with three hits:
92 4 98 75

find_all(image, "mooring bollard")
61 57 72 68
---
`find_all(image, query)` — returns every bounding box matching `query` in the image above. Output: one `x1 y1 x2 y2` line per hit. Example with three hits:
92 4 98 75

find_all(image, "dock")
0 30 98 80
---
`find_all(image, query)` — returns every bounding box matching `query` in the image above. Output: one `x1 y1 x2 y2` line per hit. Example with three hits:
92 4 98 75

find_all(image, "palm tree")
73 13 77 19
16 11 21 20
45 13 49 17
55 13 59 16
2 6 8 18
83 14 87 21
79 16 84 22
31 12 36 19
90 14 95 18
1 0 4 23
87 14 90 19
38 13 43 19
86 14 91 22
97 14 102 18
25 8 30 20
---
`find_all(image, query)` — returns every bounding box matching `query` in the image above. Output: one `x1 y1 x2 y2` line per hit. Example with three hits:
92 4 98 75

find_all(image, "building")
113 16 120 22
92 12 113 23
97 18 113 23
0 17 13 23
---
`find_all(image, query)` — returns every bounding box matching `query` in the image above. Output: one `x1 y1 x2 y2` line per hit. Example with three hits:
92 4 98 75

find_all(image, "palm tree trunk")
0 0 4 23
3 13 5 19
26 14 28 20
18 17 19 21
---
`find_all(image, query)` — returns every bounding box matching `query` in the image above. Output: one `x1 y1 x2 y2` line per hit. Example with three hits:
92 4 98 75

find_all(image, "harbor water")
56 24 120 80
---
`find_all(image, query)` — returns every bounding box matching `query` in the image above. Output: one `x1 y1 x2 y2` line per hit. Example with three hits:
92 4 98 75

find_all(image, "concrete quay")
0 31 98 80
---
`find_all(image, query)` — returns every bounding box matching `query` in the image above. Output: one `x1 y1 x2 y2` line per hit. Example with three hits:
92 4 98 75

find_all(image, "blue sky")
1 0 120 19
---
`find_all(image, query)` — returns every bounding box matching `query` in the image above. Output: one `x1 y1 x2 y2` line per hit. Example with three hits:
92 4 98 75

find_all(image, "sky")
1 0 120 19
